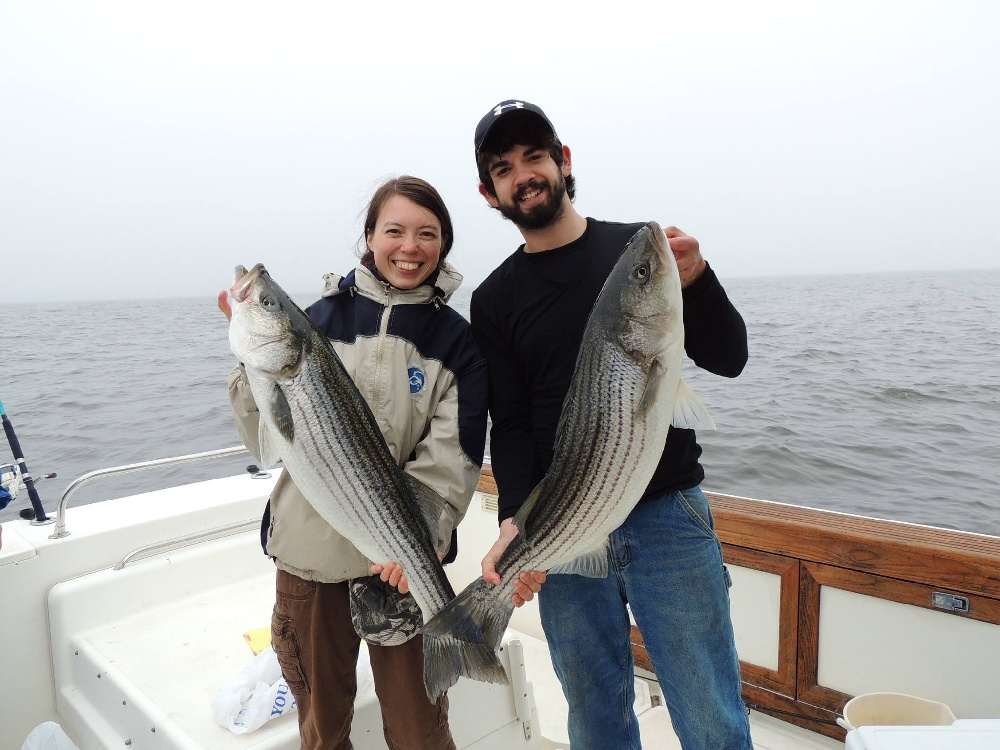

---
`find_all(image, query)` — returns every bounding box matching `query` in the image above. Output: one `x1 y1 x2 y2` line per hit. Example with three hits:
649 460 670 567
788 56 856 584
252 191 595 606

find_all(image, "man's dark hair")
476 111 576 200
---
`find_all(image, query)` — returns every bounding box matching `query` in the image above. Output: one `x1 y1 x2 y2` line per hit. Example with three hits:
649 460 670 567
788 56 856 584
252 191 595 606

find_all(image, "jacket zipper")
373 283 393 414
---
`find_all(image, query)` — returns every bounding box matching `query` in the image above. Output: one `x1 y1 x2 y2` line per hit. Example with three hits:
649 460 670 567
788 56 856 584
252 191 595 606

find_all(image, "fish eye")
261 295 280 309
631 264 650 283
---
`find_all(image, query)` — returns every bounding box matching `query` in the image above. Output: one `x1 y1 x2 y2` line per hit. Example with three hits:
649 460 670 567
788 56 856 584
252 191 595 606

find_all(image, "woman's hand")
371 550 446 594
218 290 232 321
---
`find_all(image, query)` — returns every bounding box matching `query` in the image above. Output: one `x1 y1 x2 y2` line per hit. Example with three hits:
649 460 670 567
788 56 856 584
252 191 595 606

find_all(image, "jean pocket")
271 612 310 694
675 488 717 539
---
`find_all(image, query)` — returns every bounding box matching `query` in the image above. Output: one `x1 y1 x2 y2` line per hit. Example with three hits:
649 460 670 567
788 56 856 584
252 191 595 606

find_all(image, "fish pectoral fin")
637 358 666 418
257 420 281 469
269 383 295 442
547 542 610 578
405 474 448 538
671 378 716 431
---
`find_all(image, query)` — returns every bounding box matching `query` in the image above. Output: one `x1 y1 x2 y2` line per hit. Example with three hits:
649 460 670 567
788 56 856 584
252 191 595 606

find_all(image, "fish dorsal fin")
672 378 716 431
511 483 546 544
548 541 610 578
404 473 448 540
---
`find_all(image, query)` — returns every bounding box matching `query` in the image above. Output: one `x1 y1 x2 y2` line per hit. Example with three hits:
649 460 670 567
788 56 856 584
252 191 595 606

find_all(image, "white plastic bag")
212 646 298 734
21 721 81 750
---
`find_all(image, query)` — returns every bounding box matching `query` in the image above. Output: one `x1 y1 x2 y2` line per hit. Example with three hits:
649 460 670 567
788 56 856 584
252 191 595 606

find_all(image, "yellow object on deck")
243 627 271 655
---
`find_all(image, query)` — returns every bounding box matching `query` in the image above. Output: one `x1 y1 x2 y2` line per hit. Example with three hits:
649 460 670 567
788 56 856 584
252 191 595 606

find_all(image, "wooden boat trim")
477 468 1000 741
707 491 1000 599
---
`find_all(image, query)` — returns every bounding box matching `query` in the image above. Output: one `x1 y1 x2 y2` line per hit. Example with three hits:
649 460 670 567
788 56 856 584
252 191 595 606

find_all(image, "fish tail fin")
421 636 509 702
421 577 513 700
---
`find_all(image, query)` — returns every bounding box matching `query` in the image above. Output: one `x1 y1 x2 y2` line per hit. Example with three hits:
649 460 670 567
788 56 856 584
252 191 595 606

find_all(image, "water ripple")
2 272 1000 536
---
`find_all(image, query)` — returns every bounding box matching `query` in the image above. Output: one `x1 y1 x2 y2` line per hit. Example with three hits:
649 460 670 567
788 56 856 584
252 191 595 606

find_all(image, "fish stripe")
491 225 680 600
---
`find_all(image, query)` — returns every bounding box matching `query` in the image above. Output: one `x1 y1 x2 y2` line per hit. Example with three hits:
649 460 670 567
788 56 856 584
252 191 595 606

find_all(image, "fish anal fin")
404 474 448 540
548 542 610 578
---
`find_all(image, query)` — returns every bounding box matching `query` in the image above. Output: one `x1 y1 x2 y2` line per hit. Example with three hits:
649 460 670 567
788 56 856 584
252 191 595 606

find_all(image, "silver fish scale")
233 265 508 699
490 224 681 597
498 337 657 594
418 224 682 695
273 330 454 618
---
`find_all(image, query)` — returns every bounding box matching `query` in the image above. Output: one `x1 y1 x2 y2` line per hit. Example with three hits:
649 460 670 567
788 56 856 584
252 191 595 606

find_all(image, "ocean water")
2 270 999 536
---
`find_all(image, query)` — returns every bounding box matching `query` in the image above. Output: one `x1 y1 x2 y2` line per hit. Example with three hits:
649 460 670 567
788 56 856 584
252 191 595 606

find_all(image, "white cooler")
845 719 1000 749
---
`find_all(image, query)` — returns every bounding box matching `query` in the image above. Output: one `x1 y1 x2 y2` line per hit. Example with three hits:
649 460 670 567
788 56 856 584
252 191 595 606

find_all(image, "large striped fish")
227 264 505 701
423 222 715 691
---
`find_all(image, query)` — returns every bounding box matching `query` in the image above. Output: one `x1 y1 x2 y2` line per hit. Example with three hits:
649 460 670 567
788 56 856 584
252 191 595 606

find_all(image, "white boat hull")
5 463 1000 749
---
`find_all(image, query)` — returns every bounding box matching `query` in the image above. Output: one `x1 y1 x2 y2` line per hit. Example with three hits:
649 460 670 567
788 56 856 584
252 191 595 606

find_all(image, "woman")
222 176 488 750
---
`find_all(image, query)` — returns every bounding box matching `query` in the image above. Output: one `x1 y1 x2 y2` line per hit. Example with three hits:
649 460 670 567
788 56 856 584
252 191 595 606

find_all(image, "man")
468 100 753 750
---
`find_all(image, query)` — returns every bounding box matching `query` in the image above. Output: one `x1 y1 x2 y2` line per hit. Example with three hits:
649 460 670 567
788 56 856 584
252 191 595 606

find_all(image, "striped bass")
227 263 506 700
423 222 714 691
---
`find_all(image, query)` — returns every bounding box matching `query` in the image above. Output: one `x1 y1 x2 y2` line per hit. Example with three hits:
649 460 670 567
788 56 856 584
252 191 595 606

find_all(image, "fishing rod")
0 395 51 523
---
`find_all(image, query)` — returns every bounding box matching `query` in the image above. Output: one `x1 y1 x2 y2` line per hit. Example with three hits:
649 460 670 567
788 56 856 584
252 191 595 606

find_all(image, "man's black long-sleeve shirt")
470 219 748 523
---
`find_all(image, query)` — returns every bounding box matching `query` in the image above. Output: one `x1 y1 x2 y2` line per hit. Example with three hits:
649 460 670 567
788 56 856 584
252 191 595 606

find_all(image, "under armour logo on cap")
474 99 557 153
493 101 525 116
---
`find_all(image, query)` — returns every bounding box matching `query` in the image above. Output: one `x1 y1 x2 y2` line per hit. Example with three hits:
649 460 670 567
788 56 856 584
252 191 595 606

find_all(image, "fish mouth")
230 263 266 303
647 226 671 275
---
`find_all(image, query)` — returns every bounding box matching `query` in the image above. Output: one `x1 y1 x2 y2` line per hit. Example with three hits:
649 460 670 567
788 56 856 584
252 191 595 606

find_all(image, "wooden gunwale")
476 466 1000 741
477 469 1000 599
706 491 1000 599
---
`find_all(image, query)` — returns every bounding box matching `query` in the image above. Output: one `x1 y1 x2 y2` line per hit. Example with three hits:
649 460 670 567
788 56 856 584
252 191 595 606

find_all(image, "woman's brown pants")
271 568 457 750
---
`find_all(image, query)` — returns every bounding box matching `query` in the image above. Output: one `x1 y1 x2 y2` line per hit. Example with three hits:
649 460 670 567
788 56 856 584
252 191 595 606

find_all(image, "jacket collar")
321 262 463 304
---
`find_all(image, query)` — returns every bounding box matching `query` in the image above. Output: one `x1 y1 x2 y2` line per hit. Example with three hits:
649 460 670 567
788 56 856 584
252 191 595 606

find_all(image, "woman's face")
367 194 443 289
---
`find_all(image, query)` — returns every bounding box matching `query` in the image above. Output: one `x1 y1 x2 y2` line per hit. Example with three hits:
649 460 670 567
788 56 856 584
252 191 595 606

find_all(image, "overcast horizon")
2 1 998 305
4 266 1000 308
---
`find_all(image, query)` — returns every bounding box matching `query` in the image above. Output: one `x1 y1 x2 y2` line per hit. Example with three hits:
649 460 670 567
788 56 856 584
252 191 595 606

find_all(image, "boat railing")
113 517 261 570
50 446 253 540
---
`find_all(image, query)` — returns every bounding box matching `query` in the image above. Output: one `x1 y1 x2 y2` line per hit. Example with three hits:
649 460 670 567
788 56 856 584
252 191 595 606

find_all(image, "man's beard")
496 176 567 230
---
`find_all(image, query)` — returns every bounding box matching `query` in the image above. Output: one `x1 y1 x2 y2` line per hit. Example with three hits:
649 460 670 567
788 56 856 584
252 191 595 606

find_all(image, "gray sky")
2 1 998 304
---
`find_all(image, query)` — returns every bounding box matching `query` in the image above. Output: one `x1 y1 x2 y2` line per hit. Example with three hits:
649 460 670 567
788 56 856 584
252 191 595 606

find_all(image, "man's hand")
663 226 707 289
482 518 547 607
218 290 232 321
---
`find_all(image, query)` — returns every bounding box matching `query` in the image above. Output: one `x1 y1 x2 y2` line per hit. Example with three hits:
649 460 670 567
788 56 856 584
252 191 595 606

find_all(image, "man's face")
480 144 571 231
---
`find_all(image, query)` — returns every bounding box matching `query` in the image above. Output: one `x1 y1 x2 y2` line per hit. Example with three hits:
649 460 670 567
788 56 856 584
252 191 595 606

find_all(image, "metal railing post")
50 446 251 539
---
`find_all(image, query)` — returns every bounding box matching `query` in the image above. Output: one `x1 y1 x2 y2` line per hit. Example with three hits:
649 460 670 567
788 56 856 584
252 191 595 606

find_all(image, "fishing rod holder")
1 398 53 524
49 446 251 540
2 463 58 524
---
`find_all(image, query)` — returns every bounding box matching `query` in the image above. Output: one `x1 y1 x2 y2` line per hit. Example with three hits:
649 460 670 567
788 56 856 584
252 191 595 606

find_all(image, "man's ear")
479 183 499 208
561 145 573 177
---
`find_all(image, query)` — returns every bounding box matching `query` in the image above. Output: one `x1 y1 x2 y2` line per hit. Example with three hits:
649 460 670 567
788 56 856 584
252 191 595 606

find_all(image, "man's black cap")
474 99 556 154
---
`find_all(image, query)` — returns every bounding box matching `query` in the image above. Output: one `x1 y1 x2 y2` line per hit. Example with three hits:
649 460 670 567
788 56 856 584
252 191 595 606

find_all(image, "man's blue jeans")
538 486 753 750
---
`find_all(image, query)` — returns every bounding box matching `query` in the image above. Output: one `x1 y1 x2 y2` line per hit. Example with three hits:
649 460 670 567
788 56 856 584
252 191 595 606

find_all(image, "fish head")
228 263 312 377
611 222 683 368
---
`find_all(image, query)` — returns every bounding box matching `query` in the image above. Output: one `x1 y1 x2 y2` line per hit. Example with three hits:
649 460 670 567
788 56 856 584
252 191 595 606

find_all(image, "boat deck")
9 467 1000 749
48 532 536 749
44 522 841 749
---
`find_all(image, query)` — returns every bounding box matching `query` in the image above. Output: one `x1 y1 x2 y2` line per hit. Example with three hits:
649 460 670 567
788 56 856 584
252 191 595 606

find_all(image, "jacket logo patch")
408 367 426 394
